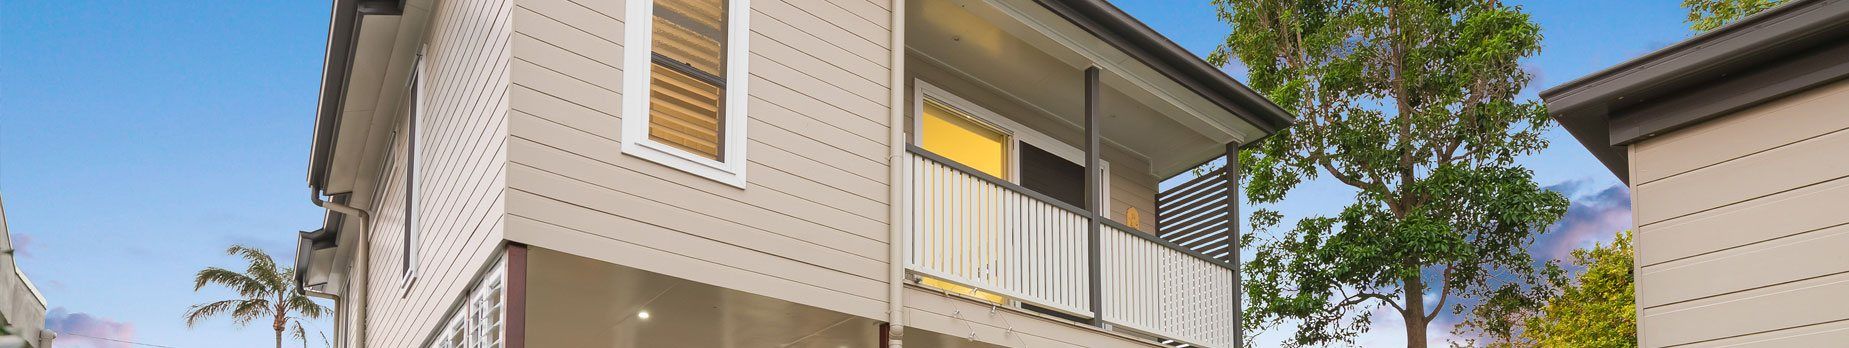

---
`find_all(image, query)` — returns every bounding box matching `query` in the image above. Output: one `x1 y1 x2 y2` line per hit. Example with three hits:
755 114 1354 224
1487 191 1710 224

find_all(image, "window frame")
621 0 752 188
401 52 425 292
911 80 1111 208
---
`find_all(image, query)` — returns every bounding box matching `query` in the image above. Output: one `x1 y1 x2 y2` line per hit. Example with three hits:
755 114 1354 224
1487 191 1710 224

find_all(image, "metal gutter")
1540 0 1848 104
1036 0 1297 136
308 0 404 193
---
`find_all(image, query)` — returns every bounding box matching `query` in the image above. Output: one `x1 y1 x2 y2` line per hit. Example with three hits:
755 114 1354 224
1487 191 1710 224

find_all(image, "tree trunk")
275 313 286 348
1403 276 1429 348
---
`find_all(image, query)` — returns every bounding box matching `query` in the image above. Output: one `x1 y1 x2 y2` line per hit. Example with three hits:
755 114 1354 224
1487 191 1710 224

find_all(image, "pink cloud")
45 307 137 348
1538 182 1632 261
10 233 30 258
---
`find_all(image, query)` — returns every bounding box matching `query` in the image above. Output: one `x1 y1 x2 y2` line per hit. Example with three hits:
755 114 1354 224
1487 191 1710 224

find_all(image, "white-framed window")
402 53 425 291
911 80 1110 208
622 0 751 188
429 255 506 348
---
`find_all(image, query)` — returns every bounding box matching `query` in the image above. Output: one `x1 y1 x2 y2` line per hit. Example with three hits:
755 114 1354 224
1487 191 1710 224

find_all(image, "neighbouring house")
1542 0 1849 346
294 0 1292 346
0 193 54 348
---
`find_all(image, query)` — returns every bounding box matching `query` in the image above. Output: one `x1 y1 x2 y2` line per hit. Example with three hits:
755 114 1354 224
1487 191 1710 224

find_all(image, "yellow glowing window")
917 99 1010 304
919 101 1008 177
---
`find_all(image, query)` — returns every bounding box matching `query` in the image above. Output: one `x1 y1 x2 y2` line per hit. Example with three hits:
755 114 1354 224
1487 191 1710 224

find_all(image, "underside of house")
296 0 1291 347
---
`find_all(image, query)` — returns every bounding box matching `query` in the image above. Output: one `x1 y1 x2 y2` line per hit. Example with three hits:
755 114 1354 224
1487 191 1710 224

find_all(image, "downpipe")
886 0 907 347
313 190 370 347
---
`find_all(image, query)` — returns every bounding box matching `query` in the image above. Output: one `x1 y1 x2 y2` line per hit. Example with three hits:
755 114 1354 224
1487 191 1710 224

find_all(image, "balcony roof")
1037 0 1295 134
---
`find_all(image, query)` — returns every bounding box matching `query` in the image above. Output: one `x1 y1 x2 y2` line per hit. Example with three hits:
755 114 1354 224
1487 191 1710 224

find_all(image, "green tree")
1207 0 1567 346
1683 0 1788 31
1524 230 1636 347
185 245 332 348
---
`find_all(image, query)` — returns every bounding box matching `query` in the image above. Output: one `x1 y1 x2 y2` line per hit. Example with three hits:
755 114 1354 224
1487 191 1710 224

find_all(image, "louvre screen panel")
1155 166 1234 261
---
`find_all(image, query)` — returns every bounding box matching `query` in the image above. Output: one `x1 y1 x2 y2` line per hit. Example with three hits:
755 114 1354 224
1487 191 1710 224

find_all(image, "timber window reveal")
622 0 750 187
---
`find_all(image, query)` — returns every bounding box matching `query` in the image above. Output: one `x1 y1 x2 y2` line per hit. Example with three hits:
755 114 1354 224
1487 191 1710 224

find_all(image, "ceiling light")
637 310 651 320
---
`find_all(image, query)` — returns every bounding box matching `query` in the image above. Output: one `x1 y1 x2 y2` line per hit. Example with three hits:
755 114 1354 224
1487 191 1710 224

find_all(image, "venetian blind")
648 0 728 160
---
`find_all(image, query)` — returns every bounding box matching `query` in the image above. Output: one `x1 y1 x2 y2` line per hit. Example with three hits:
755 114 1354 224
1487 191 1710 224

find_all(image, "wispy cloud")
45 307 137 348
9 233 30 258
1538 180 1632 261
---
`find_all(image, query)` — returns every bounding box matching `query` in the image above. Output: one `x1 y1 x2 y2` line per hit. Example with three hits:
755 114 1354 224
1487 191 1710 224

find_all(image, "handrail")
906 145 1236 271
906 146 1091 216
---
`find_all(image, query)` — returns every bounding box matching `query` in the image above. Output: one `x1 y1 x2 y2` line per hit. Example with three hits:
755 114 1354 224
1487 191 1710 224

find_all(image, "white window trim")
402 52 425 294
425 253 507 348
621 0 751 188
912 80 1110 208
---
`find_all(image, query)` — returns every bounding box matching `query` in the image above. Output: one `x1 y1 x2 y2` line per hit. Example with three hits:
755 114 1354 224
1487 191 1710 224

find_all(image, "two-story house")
293 0 1293 346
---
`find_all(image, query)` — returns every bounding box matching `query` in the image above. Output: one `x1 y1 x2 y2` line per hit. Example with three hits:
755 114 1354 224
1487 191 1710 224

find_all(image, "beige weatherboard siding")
1540 2 1849 347
1630 78 1849 347
502 0 897 321
358 0 513 346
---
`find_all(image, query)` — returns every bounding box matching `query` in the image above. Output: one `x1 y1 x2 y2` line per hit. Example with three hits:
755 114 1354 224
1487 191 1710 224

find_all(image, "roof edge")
1037 0 1297 137
1540 0 1848 101
308 0 403 192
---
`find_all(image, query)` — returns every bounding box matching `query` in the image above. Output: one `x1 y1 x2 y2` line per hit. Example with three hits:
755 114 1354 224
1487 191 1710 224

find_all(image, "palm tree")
185 245 332 348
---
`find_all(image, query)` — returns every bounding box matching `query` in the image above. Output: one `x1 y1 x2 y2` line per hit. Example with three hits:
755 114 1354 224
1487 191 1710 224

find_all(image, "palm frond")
226 245 287 293
228 298 274 326
184 299 248 328
290 320 306 341
195 267 271 298
287 292 332 319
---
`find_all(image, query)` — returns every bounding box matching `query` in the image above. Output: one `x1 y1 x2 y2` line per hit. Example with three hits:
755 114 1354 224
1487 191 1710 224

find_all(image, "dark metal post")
1225 142 1243 346
1084 66 1104 326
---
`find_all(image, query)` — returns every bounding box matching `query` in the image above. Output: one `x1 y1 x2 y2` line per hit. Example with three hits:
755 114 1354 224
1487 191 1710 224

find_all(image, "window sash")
622 0 750 187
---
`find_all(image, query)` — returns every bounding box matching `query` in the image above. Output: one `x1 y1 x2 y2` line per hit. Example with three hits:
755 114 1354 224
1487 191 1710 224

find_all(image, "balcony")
904 145 1239 347
895 1 1289 346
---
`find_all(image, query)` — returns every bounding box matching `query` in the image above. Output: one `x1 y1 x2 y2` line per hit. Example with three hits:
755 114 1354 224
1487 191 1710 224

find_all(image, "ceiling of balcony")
906 0 1261 177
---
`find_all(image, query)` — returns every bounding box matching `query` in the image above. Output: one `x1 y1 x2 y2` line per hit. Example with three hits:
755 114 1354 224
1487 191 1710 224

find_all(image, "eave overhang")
1541 0 1849 183
308 0 404 193
1037 0 1296 136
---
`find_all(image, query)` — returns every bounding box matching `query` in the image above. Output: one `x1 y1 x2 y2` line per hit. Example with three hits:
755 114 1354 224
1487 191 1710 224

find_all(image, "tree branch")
1428 264 1455 320
1338 291 1406 313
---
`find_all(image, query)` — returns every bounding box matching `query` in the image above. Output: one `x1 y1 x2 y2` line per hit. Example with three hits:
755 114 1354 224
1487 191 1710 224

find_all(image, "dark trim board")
1541 0 1849 183
506 243 527 348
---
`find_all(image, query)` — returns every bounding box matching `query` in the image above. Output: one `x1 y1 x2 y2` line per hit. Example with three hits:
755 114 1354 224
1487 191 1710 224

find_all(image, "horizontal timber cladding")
1631 78 1849 347
361 0 513 346
504 0 893 321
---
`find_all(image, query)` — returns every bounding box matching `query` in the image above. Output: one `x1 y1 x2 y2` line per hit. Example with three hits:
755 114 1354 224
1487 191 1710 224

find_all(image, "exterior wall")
355 0 513 346
903 55 1162 233
501 0 894 321
1629 78 1849 347
0 197 49 348
902 287 1163 348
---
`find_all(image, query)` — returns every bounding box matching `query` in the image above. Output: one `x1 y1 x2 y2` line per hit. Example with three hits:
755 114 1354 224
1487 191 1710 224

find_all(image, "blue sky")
0 1 1686 347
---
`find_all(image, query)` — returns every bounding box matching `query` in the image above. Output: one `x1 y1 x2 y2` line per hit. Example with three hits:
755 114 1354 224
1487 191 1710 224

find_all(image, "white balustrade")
906 152 1092 317
1102 224 1237 348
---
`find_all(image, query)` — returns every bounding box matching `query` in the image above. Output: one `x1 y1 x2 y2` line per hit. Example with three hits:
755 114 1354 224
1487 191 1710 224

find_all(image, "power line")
51 332 182 348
